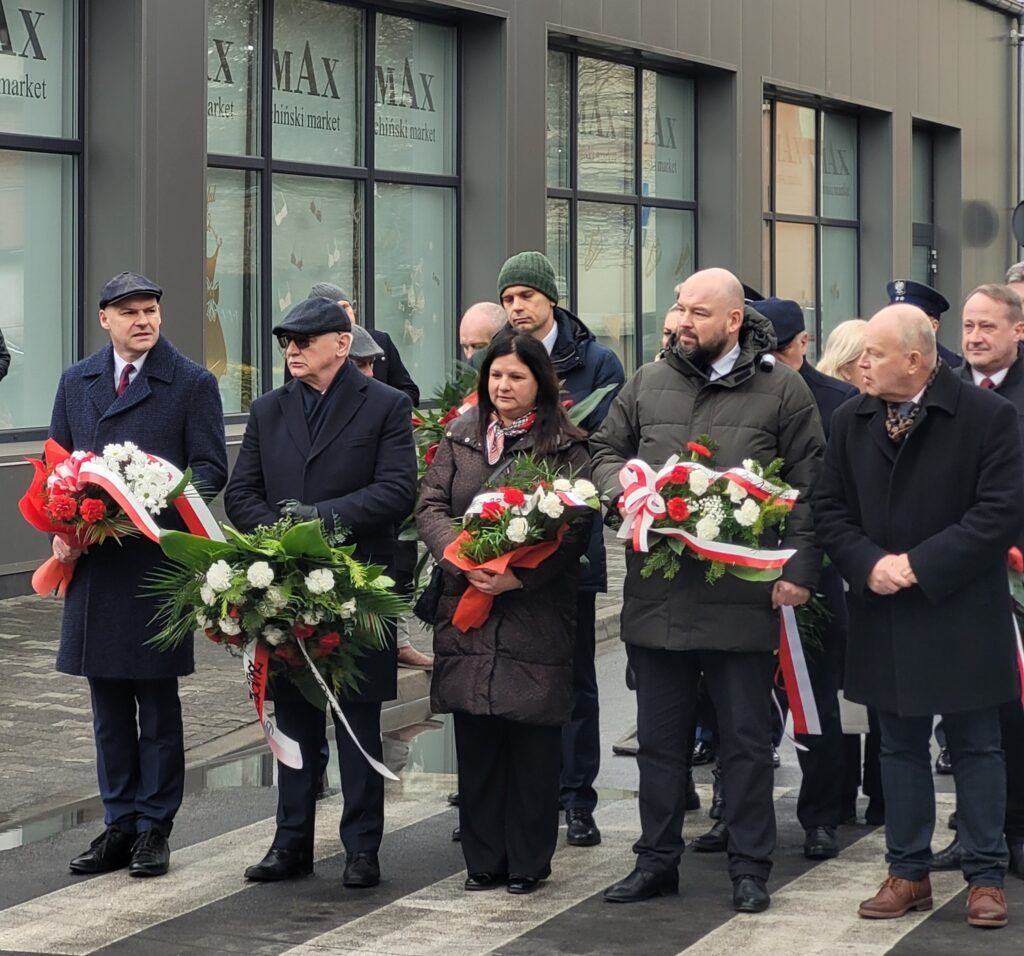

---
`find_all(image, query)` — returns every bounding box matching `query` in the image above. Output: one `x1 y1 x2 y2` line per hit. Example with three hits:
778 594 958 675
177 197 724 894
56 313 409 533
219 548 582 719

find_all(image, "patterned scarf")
485 410 537 465
884 360 942 443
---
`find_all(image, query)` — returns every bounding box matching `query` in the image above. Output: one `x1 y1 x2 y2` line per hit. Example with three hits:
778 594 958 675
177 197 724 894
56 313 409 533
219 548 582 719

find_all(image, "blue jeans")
877 706 1007 886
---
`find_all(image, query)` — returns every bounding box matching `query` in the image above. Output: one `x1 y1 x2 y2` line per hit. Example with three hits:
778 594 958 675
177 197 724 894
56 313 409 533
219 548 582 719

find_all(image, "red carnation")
79 498 107 524
1010 547 1024 574
204 628 223 644
501 487 526 507
223 633 244 647
480 501 506 522
668 465 691 484
687 441 712 459
48 494 77 521
424 443 439 465
438 406 460 425
291 623 316 640
274 644 304 667
411 414 425 428
561 398 575 410
314 631 341 657
667 497 690 522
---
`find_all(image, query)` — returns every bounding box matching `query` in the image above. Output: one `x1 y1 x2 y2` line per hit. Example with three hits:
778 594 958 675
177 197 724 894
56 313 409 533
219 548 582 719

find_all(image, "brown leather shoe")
858 876 933 919
966 886 1008 928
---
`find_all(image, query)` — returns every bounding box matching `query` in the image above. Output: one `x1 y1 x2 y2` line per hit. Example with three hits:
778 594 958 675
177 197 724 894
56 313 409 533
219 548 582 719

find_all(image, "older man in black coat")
50 272 228 878
814 304 1024 930
225 296 417 889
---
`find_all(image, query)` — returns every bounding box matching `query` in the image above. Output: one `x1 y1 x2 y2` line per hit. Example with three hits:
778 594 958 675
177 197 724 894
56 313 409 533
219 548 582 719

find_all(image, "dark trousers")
88 677 184 836
877 706 1007 886
271 677 384 857
628 644 776 882
1002 698 1024 839
560 591 600 811
842 710 884 809
454 712 561 879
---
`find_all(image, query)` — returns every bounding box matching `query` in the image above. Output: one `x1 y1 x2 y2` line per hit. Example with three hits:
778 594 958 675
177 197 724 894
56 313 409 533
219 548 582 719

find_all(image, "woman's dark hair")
476 328 585 454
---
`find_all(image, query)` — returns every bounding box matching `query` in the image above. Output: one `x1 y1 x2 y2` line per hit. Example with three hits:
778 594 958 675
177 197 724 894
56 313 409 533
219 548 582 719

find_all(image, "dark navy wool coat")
48 337 228 679
223 362 417 703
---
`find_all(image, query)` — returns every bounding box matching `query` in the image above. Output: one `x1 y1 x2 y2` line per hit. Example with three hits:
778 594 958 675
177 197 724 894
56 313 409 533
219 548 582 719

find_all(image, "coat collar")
957 343 1024 392
278 361 368 464
84 337 177 419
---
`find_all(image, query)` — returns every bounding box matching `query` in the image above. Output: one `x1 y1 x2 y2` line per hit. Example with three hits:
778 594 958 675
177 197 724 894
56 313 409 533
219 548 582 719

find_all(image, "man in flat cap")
225 296 417 889
887 279 962 368
49 272 227 878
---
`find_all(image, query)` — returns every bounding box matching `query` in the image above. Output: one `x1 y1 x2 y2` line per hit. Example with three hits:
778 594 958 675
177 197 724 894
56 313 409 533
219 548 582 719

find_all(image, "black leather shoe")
709 766 724 820
771 745 781 769
692 820 729 853
733 875 770 913
507 875 542 894
692 741 716 765
948 810 958 830
803 826 839 860
464 872 505 891
934 748 953 775
1008 838 1024 879
685 772 701 811
604 867 679 903
128 830 170 877
930 837 963 871
865 799 885 826
343 851 380 888
69 825 135 875
452 826 461 842
566 808 601 847
447 791 460 807
244 846 313 882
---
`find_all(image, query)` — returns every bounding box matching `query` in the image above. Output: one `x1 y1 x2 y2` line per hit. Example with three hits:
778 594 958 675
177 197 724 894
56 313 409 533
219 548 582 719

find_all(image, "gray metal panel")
677 1 711 59
798 0 828 91
917 0 941 120
602 0 641 43
639 0 678 51
708 0 741 66
560 0 602 34
825 0 853 94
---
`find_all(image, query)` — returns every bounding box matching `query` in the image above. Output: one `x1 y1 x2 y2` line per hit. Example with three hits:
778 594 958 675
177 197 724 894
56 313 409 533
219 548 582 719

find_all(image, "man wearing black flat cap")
887 279 962 369
224 296 417 888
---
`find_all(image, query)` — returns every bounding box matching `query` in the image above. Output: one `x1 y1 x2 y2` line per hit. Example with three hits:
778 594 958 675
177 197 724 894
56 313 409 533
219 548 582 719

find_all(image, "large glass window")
0 0 79 436
912 126 936 286
207 0 458 404
763 99 859 357
546 50 696 371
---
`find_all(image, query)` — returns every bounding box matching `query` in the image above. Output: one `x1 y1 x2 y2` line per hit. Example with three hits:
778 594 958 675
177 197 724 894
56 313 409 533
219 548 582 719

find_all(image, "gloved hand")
277 499 319 521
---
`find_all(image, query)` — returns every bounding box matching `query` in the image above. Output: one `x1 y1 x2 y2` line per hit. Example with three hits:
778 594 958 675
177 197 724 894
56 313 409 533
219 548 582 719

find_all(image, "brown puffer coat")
415 408 593 726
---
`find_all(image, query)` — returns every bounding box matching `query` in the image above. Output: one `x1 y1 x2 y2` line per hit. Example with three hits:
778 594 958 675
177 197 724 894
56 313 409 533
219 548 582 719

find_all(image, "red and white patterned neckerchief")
485 410 537 465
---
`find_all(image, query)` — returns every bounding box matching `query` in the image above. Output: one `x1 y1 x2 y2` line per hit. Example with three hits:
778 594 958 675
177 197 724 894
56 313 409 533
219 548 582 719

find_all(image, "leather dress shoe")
930 837 963 871
709 766 724 820
244 846 313 882
865 799 885 826
343 851 380 887
507 875 542 895
948 810 958 830
612 728 639 756
452 826 461 842
771 745 781 769
691 741 716 765
934 748 953 775
733 875 770 913
803 826 839 860
464 872 505 891
1008 838 1024 879
447 791 460 807
966 885 1008 928
69 825 135 875
604 867 679 903
858 876 932 918
692 820 729 853
566 808 601 847
685 772 701 812
128 829 170 877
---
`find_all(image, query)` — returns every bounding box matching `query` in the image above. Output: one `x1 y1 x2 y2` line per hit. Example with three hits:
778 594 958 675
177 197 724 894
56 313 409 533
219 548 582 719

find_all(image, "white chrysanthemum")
727 482 747 504
265 585 287 609
742 458 757 472
734 498 760 528
507 516 529 544
302 610 323 626
199 583 216 605
305 568 335 594
195 611 210 629
695 517 720 540
246 562 275 589
219 616 241 636
552 478 573 492
537 492 565 519
262 626 286 646
573 479 597 499
206 560 233 593
340 598 357 619
688 471 710 496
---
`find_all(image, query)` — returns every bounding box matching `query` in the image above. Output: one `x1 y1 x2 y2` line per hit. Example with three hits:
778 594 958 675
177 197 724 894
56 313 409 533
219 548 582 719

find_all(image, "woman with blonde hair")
818 319 867 391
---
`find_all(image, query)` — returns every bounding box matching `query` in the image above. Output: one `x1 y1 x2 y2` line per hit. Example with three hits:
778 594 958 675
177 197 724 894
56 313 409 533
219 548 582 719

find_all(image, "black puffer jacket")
590 307 825 653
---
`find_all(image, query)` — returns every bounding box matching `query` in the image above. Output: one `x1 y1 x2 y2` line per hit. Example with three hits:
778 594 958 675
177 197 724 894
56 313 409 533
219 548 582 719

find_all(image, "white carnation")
305 568 335 594
302 610 323 626
727 482 748 504
199 583 216 605
506 516 529 544
537 492 565 519
734 498 761 528
695 517 720 540
206 560 233 593
688 471 710 496
742 458 757 472
195 611 210 629
265 585 287 610
573 479 597 499
246 562 275 589
552 478 573 492
262 625 286 646
340 598 357 619
219 616 241 636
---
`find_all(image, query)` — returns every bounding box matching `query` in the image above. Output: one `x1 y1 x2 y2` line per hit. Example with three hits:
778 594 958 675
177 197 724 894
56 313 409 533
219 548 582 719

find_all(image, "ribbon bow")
617 456 679 552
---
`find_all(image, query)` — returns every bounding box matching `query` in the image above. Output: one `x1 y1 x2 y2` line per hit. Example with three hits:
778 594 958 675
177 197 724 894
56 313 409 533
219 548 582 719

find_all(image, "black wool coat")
224 362 417 702
49 337 228 679
813 363 1024 715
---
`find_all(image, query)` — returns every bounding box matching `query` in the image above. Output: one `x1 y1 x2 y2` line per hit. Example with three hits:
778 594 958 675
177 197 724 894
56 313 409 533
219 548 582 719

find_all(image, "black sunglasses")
277 333 319 350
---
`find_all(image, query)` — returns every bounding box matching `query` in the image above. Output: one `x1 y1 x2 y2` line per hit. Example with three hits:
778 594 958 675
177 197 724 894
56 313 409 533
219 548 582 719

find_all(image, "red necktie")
117 363 135 397
980 377 995 389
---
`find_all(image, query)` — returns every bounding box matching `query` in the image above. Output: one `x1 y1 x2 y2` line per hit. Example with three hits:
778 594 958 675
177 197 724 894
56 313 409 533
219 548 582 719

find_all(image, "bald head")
459 302 507 360
859 304 938 401
674 268 746 367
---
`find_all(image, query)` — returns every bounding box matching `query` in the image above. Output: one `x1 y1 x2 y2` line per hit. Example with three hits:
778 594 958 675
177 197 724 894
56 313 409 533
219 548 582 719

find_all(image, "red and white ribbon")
1013 615 1024 708
778 605 821 736
649 528 796 571
617 458 669 552
244 644 304 769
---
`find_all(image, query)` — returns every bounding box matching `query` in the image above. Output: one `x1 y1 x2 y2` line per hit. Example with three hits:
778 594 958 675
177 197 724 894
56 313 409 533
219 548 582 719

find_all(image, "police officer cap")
751 297 805 348
349 324 384 361
886 279 949 319
272 296 352 336
99 272 163 309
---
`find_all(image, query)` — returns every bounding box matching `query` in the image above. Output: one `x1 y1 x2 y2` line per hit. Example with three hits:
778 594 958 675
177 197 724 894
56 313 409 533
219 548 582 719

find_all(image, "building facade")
0 0 1020 590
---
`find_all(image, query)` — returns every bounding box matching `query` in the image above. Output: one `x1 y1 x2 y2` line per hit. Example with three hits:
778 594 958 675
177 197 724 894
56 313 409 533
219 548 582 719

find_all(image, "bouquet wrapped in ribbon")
146 519 407 778
443 459 601 632
19 439 205 597
1005 547 1024 707
412 363 480 475
618 435 799 584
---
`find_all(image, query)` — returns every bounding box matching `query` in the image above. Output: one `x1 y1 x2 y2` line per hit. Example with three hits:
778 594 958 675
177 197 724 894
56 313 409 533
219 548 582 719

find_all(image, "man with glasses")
225 296 417 889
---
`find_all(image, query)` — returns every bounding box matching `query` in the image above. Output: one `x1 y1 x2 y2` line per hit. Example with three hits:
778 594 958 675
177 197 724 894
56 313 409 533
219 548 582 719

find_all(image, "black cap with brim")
99 272 163 309
750 297 805 349
272 296 352 336
886 279 950 319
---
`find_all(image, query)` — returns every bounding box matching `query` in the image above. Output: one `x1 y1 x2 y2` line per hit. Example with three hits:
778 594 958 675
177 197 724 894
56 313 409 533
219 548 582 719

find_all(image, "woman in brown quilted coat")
415 330 594 896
